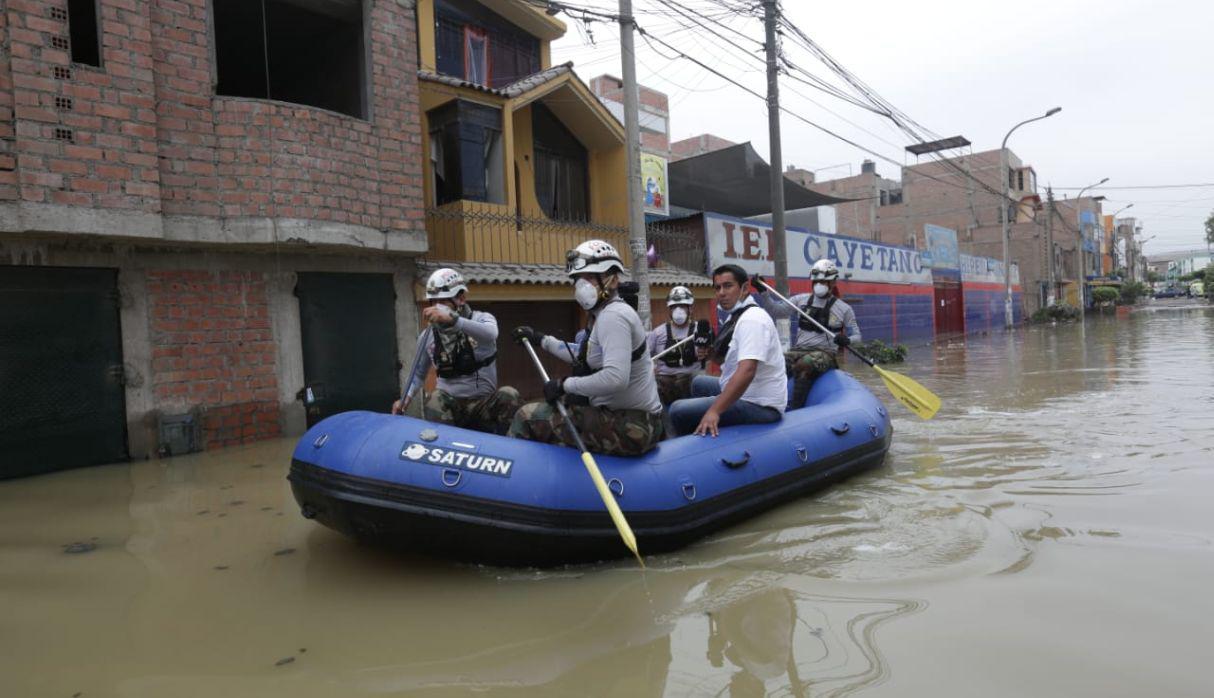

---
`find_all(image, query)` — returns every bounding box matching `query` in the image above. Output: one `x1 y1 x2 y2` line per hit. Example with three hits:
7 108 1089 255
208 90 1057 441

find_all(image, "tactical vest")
711 304 756 362
432 322 496 379
798 296 837 333
659 321 698 368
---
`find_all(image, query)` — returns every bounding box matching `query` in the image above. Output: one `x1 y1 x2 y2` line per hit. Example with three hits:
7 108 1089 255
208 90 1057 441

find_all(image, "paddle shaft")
519 337 642 564
650 333 695 363
753 279 872 366
401 326 434 404
520 338 589 453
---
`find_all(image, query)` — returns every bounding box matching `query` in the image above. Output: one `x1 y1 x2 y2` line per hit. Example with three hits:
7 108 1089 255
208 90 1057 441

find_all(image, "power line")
1053 183 1214 190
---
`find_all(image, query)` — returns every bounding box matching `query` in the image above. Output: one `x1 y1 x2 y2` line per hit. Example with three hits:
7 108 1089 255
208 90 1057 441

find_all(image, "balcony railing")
646 219 708 275
424 205 630 266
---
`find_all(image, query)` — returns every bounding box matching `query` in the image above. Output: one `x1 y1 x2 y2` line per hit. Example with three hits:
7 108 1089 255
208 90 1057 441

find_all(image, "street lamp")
1075 177 1109 316
1001 107 1061 327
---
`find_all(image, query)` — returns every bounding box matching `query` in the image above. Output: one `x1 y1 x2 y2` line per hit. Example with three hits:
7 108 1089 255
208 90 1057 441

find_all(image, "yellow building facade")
410 0 712 395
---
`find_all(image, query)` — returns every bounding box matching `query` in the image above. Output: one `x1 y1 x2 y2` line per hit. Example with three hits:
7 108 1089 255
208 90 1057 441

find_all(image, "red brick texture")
0 0 424 232
147 269 280 449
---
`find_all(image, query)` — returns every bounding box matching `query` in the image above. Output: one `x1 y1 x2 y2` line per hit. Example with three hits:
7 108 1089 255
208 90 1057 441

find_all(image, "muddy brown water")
3 304 1212 697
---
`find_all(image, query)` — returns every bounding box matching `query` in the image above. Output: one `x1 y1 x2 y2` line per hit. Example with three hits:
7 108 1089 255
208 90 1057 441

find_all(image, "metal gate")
295 273 399 427
0 266 128 479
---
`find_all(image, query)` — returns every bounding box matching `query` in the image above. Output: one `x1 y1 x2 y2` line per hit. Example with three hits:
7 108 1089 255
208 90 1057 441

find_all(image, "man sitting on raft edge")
668 264 787 437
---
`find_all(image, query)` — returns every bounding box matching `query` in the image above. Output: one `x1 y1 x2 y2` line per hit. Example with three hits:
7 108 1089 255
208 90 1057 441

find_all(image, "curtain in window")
535 148 588 221
464 27 488 86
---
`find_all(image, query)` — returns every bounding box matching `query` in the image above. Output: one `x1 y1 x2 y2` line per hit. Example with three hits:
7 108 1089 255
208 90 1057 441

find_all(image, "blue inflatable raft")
288 370 892 565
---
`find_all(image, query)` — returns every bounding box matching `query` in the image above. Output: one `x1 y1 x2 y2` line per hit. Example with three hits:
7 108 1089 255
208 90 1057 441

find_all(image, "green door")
0 266 128 478
295 273 400 427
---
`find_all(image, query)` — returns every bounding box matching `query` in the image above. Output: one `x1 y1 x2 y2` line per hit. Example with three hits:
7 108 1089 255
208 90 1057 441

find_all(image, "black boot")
790 378 813 410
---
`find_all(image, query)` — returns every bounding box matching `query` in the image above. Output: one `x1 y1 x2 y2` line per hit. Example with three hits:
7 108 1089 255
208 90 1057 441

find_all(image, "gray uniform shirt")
648 321 700 377
756 292 861 353
406 309 499 400
541 300 662 414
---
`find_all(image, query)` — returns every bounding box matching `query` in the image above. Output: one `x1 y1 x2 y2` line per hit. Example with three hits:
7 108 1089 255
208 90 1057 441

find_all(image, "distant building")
670 133 738 161
589 75 670 155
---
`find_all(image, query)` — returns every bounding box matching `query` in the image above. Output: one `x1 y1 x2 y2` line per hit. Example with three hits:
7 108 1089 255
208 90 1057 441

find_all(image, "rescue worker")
648 286 704 405
668 264 786 437
391 268 521 435
754 258 861 409
509 240 663 456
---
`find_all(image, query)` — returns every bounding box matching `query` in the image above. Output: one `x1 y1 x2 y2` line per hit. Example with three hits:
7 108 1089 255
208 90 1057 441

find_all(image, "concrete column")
117 262 157 459
268 270 306 436
393 262 422 417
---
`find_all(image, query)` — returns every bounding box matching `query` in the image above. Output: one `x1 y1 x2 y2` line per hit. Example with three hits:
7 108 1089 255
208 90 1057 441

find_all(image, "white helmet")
425 268 467 300
667 285 694 307
809 258 839 281
565 239 624 277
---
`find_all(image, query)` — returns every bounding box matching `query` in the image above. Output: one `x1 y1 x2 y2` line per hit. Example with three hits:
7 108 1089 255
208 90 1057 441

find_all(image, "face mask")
671 307 689 325
813 283 830 298
455 303 472 319
574 278 600 310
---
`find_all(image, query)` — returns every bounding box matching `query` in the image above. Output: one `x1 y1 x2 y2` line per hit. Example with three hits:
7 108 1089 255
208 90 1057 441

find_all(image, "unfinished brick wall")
147 269 280 449
151 0 424 230
0 0 424 232
0 0 162 209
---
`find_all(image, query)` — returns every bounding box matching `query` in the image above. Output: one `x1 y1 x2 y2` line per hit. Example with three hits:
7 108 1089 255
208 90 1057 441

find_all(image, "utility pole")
763 0 790 345
1045 187 1056 305
618 0 651 327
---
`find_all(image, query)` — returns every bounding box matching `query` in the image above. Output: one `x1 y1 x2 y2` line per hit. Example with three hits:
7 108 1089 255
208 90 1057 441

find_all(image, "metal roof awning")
668 142 851 217
417 261 713 288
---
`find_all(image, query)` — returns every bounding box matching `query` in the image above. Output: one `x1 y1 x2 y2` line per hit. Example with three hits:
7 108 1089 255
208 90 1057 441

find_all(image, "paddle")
398 326 433 413
752 279 941 420
518 337 644 566
650 333 694 363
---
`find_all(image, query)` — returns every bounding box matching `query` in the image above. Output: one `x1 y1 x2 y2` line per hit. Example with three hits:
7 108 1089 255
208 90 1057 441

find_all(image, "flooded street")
3 303 1213 697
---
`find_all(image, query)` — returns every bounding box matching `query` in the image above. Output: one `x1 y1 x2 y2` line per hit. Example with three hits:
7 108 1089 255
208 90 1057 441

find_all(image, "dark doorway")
469 301 581 400
295 273 399 427
933 279 965 335
0 266 128 479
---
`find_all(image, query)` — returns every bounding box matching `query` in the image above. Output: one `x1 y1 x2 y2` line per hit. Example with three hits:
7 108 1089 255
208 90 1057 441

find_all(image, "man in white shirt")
668 264 787 437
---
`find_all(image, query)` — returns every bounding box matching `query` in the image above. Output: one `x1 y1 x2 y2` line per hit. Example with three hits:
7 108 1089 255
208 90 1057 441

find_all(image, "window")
532 103 589 221
67 0 101 66
435 0 539 88
1017 169 1024 191
428 100 505 205
212 0 366 119
1008 167 1017 191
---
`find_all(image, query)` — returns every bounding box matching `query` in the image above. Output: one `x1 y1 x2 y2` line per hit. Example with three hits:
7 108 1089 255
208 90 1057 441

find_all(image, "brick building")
589 74 670 154
670 133 736 162
0 0 427 478
803 159 900 241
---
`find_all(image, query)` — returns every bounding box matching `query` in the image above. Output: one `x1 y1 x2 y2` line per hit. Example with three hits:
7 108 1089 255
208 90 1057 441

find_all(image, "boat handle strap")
830 422 851 435
721 451 751 469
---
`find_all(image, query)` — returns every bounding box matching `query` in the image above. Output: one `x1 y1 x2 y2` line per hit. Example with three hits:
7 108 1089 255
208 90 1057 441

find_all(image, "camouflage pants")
423 387 522 436
785 348 838 381
508 401 664 456
785 349 838 410
655 373 695 406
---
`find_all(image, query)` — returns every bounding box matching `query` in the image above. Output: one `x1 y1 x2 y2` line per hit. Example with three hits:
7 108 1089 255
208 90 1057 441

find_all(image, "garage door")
0 266 128 479
296 273 399 427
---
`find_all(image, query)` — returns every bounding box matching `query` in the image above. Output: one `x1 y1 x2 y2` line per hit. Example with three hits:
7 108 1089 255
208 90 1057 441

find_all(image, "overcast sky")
551 0 1214 256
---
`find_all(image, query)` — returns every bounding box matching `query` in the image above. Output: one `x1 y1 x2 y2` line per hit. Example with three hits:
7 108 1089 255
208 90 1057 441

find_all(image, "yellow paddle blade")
873 364 941 420
581 451 644 567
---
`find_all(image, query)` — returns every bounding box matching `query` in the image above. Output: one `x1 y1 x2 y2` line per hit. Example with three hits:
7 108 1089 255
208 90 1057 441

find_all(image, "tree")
1206 210 1214 247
